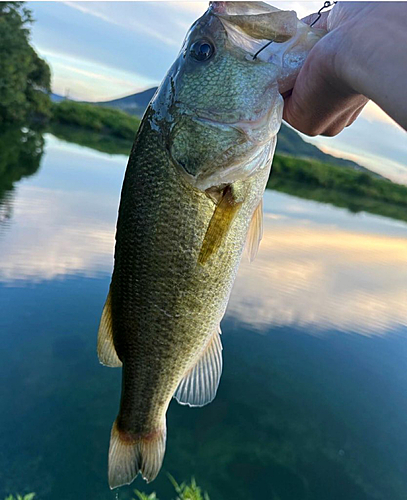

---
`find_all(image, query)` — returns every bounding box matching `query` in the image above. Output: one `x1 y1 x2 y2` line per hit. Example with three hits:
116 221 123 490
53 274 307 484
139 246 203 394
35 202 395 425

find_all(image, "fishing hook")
310 0 337 27
252 0 337 60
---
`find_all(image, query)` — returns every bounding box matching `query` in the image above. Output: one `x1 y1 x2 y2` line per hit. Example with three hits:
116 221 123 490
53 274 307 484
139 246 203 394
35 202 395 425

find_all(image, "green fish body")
97 1 324 489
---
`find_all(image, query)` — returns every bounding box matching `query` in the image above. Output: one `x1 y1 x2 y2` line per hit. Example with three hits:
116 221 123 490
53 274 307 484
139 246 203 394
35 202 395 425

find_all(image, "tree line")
0 2 51 125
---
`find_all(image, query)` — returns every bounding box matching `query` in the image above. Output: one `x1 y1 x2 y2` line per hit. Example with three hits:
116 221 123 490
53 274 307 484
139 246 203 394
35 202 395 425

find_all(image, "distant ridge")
93 86 380 177
95 88 157 117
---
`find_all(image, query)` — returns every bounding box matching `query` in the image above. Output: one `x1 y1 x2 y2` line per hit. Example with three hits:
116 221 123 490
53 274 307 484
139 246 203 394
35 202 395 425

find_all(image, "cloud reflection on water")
1 136 406 337
229 212 407 336
0 184 116 282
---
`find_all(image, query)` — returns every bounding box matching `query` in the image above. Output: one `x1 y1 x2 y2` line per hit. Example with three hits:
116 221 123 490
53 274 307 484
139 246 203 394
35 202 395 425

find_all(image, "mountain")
94 87 379 177
94 87 157 117
276 122 371 172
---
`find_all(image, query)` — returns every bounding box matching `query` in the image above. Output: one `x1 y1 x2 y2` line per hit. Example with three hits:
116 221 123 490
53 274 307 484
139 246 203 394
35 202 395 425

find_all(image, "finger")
322 96 369 134
314 96 368 136
318 98 368 136
345 100 369 128
283 63 367 137
283 44 334 135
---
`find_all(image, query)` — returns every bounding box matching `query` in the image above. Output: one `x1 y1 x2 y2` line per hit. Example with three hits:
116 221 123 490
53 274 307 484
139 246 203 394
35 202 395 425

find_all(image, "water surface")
1 133 407 500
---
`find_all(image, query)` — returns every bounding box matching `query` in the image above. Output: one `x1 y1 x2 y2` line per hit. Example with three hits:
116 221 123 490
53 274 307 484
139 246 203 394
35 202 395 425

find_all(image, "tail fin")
108 419 167 489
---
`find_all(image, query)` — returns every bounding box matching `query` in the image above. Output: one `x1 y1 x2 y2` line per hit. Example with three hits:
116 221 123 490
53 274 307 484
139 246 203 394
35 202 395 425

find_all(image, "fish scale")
108 118 268 484
97 0 324 489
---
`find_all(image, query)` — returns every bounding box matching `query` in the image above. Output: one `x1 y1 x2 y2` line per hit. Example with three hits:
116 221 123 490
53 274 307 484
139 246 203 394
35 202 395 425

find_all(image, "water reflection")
0 134 125 281
0 127 45 228
1 137 406 337
230 205 407 335
49 123 133 156
0 191 13 228
1 136 407 500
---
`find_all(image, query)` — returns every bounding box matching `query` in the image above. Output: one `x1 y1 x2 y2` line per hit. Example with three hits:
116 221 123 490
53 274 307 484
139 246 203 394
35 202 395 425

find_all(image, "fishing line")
252 40 273 60
252 0 337 60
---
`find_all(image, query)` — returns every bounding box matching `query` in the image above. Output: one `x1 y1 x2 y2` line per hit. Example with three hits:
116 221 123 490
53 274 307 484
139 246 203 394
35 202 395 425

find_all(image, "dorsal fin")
97 289 122 367
174 326 223 407
245 199 263 262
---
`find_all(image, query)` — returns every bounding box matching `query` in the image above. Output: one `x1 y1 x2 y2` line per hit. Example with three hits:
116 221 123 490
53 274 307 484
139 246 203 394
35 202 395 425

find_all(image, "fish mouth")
193 98 282 146
172 88 283 191
194 110 272 145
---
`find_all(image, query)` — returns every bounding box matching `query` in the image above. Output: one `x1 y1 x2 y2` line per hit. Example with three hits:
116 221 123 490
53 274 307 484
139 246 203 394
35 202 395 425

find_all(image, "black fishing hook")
252 0 337 60
310 0 337 27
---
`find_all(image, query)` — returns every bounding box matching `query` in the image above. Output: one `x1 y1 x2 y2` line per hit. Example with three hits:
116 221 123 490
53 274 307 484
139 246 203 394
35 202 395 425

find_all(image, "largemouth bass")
97 1 324 489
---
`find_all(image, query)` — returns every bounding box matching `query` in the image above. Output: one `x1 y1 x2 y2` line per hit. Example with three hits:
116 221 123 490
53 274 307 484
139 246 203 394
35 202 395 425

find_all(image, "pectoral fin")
199 186 242 265
174 326 223 407
245 199 264 263
97 290 122 367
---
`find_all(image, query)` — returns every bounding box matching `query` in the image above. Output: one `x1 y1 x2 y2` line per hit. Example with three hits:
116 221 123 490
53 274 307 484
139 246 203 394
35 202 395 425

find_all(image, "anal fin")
174 326 223 407
97 289 122 367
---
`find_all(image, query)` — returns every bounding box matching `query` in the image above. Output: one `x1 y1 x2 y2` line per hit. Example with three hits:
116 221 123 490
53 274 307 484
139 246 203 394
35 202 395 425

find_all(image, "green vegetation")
49 123 133 156
1 0 405 226
0 126 44 210
135 477 210 500
0 2 51 124
269 154 407 222
51 101 140 140
3 479 209 500
276 123 374 173
4 495 35 500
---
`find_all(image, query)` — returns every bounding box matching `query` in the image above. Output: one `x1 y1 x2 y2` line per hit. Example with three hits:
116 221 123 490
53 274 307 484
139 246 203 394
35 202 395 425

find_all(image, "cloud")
29 1 179 90
269 1 322 19
35 45 157 100
62 1 189 47
0 135 125 282
362 101 402 128
0 185 116 282
167 2 207 16
63 1 181 47
27 1 407 184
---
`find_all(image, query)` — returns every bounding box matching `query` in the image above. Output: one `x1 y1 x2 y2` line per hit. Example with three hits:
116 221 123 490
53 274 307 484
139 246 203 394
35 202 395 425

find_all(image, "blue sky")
27 1 407 184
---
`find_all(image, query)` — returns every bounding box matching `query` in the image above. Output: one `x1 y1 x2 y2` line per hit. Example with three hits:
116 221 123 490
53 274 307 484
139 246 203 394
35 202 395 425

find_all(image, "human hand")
283 2 377 136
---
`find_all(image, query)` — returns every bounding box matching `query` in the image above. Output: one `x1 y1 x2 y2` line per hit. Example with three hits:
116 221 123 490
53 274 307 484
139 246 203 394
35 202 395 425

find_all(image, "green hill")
268 154 407 222
277 123 380 176
51 101 140 140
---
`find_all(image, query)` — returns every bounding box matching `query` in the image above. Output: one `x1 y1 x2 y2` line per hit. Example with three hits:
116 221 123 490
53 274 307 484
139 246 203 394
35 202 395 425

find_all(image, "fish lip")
194 112 271 144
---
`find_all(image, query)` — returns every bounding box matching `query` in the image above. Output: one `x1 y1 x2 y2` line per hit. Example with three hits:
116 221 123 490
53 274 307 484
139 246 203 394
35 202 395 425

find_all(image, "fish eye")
190 40 214 62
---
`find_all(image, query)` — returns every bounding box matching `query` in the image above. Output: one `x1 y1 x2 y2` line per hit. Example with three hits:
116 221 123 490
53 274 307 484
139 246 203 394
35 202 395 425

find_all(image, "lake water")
1 132 407 500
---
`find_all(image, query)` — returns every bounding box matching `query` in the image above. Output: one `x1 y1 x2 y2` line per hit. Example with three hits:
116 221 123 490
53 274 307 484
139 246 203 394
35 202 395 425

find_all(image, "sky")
27 1 407 184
